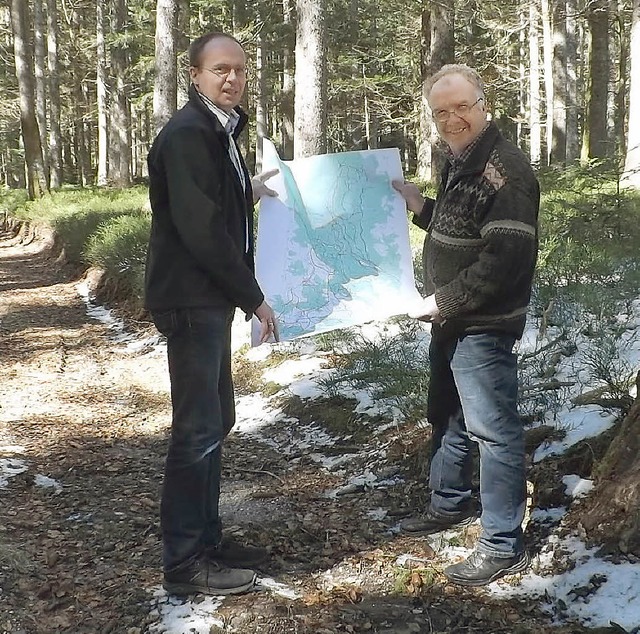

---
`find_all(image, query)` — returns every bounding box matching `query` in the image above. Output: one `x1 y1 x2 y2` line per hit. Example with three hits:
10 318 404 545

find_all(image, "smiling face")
189 36 246 113
428 72 487 156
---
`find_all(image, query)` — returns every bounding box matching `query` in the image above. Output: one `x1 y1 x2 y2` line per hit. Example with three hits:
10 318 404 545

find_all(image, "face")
428 73 487 156
189 37 247 112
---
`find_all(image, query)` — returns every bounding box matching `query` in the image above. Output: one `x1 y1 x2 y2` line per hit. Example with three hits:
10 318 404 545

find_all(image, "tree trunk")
176 0 190 107
583 0 610 160
255 25 268 171
613 0 628 158
294 0 327 158
109 0 131 186
280 0 295 159
70 6 91 186
46 0 63 188
551 0 567 163
416 8 432 181
153 0 178 135
416 0 455 182
541 0 553 165
363 66 378 150
517 13 526 149
10 0 48 199
565 0 579 162
622 0 640 187
576 397 640 557
96 0 109 186
529 0 542 166
33 0 49 184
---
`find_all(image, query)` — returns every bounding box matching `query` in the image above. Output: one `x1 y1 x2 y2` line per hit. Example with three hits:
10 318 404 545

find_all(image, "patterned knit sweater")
413 121 539 339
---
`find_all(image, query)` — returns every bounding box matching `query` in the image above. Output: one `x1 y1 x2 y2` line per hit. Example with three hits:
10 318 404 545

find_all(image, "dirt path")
0 228 177 632
1 229 596 634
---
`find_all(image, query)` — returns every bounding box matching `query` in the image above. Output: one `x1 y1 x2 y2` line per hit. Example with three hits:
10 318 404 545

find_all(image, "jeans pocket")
489 333 516 355
152 309 178 337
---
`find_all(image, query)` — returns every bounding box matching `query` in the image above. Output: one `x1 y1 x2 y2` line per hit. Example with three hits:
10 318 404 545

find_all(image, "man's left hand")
408 294 443 323
252 168 279 203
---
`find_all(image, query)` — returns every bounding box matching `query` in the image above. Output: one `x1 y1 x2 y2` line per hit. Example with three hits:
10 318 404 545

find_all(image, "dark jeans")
152 306 235 572
427 328 526 557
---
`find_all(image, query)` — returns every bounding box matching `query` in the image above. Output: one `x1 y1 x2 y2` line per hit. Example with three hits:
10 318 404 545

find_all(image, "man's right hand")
392 180 426 215
254 300 279 344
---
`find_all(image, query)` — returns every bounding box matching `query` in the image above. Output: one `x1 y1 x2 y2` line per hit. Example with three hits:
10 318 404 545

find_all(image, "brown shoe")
163 556 256 596
206 535 269 568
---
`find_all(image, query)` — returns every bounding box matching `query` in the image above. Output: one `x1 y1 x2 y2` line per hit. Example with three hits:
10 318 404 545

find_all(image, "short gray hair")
425 64 485 100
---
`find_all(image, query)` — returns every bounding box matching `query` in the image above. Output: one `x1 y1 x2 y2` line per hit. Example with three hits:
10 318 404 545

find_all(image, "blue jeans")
427 328 526 557
152 306 235 572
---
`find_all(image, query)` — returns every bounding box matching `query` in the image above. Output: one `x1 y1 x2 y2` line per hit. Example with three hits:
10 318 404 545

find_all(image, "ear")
188 66 199 85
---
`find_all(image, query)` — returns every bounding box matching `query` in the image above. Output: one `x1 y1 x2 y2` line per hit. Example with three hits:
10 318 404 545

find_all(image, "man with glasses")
393 64 539 586
145 32 278 596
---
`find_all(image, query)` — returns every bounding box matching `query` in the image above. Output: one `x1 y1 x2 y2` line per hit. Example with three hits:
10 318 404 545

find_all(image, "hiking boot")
163 556 256 596
400 506 478 536
444 549 530 587
206 535 269 568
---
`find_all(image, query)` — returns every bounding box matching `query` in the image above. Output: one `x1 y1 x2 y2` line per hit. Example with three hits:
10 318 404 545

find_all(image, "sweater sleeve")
159 124 264 314
434 175 539 319
411 198 436 231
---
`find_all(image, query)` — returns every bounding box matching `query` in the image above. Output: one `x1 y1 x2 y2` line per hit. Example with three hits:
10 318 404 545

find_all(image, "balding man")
146 32 277 596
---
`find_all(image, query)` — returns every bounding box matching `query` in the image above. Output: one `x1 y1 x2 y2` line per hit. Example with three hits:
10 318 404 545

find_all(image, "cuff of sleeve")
242 291 265 320
411 198 435 230
434 286 462 320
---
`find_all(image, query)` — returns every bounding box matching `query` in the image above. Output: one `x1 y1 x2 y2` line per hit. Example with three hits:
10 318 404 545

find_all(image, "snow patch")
562 474 594 498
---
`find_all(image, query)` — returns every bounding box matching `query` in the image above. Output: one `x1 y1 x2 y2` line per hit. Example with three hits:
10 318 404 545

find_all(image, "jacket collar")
187 83 249 139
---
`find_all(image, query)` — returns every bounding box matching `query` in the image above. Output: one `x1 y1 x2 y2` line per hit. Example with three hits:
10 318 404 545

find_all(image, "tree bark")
176 0 190 107
70 6 91 186
153 0 178 135
96 0 109 186
33 0 49 184
109 0 131 186
255 23 268 171
529 0 542 166
541 0 554 165
280 0 295 159
583 0 610 160
613 0 628 158
416 0 455 182
46 0 63 188
622 0 640 187
294 0 327 158
576 397 640 557
565 0 579 162
551 0 567 163
10 0 48 199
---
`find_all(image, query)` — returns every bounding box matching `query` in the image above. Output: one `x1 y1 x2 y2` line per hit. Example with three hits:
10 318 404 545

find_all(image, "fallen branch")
520 379 575 394
519 331 567 362
234 467 285 485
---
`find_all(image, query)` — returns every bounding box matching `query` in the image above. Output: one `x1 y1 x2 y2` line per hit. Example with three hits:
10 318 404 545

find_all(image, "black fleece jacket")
414 122 539 339
144 84 264 315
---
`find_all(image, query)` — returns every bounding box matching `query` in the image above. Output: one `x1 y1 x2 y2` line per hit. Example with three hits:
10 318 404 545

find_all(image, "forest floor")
0 227 628 634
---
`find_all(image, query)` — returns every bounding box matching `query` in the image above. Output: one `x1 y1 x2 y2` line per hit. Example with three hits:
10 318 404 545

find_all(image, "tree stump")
575 397 640 556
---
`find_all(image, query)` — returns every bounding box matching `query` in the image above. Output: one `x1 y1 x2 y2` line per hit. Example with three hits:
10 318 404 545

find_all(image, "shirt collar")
196 89 241 136
447 121 491 169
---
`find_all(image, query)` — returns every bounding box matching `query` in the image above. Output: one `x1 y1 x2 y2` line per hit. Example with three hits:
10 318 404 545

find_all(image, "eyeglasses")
432 97 484 122
203 65 247 80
